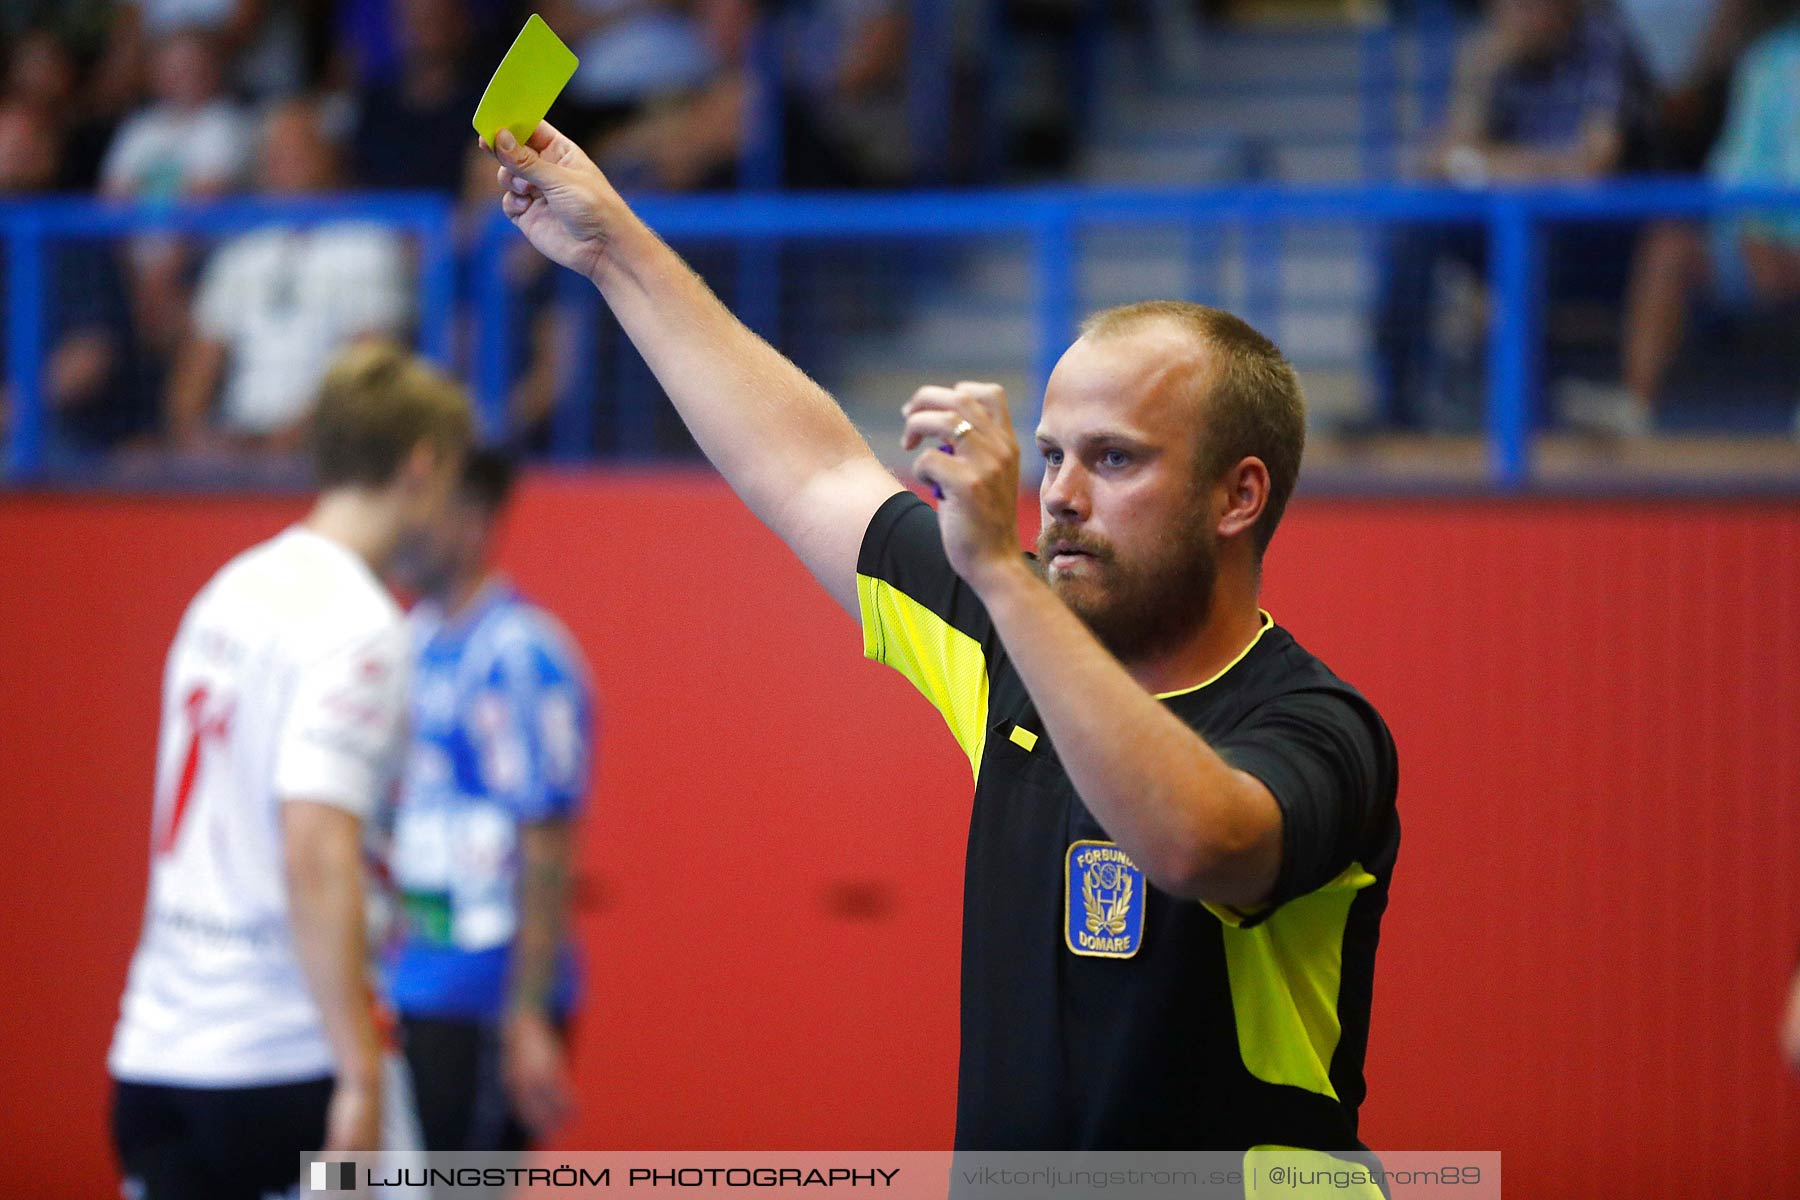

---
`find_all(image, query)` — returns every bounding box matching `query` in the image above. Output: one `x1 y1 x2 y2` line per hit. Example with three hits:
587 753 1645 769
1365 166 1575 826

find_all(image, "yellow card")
471 14 579 147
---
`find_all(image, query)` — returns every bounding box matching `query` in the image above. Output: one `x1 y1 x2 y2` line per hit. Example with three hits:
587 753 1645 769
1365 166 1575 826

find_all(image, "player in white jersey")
109 342 473 1200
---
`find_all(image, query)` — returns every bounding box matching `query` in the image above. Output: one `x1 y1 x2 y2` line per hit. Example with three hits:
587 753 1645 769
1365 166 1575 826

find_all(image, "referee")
487 124 1399 1156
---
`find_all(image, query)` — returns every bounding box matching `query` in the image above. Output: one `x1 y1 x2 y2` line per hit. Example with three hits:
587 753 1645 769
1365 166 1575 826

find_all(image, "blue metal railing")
559 181 1800 487
7 182 1800 490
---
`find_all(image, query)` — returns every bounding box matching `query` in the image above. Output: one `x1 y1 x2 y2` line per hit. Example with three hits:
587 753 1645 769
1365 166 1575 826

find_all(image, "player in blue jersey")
386 448 595 1160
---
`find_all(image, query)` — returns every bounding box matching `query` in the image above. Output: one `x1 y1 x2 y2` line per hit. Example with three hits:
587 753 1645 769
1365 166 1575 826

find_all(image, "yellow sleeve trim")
857 573 990 778
1208 862 1378 1102
1202 900 1263 928
1201 862 1376 928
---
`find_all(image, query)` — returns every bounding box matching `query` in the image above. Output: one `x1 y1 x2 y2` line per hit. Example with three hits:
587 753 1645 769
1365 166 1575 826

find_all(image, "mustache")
1038 522 1112 561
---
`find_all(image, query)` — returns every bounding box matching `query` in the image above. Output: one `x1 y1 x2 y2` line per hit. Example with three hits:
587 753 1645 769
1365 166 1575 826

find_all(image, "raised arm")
486 123 902 614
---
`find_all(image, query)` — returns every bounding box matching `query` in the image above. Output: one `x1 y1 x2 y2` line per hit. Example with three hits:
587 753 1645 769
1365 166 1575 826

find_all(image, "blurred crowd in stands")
0 0 966 462
1379 0 1800 436
0 0 1797 465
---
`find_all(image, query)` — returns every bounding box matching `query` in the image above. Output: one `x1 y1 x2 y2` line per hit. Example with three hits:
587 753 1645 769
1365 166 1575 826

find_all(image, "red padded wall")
1 475 1796 1197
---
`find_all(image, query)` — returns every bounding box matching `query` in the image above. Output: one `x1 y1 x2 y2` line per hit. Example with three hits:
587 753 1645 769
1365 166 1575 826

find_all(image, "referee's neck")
1126 586 1265 697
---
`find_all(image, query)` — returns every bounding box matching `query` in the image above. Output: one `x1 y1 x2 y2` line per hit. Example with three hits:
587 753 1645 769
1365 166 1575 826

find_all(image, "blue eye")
1101 449 1130 469
1042 448 1063 466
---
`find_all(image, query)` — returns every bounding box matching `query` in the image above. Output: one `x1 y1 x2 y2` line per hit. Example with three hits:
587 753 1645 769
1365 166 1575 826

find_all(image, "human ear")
1215 457 1269 541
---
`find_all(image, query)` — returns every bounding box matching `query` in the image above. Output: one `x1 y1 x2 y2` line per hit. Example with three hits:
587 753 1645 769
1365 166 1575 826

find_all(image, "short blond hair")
1080 300 1305 558
311 340 473 488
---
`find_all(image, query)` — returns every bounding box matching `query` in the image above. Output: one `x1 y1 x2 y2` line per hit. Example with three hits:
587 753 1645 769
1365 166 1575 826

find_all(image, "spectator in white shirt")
100 28 254 356
166 98 411 453
101 27 252 204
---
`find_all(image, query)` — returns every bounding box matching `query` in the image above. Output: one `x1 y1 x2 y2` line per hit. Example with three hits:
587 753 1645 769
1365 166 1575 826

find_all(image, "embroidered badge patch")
1065 840 1146 958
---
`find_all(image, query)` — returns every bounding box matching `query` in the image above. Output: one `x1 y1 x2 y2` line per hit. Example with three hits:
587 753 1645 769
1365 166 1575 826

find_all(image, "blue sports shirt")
386 581 594 1020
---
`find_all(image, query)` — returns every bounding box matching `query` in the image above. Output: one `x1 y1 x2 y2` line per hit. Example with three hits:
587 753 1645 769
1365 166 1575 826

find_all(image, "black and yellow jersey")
857 492 1400 1152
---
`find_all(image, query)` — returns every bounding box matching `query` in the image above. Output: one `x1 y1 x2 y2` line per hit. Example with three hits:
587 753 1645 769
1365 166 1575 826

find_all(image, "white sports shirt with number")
108 526 409 1088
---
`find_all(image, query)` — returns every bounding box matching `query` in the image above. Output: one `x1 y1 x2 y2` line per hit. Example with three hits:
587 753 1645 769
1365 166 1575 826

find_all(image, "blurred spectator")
993 0 1087 179
97 0 326 105
496 249 583 451
4 25 119 190
1435 0 1656 182
592 0 755 191
779 0 911 187
1615 0 1800 168
125 0 264 60
4 27 78 118
1 1 115 57
594 80 747 192
0 103 149 451
1560 6 1800 436
333 0 515 89
1372 0 1656 429
1616 0 1754 168
541 0 717 141
594 0 911 190
225 0 329 98
101 28 254 354
350 0 484 195
165 99 411 452
524 2 749 453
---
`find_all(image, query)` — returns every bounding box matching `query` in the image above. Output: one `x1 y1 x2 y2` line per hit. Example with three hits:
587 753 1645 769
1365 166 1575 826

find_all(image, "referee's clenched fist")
901 382 1023 587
